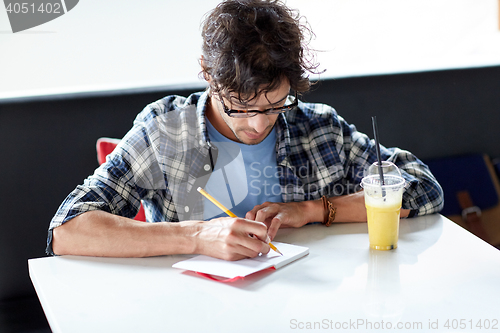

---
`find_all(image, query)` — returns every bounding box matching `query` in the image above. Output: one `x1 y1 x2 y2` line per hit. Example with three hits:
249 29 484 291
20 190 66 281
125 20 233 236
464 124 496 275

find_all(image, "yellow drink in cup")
362 162 405 250
366 202 401 250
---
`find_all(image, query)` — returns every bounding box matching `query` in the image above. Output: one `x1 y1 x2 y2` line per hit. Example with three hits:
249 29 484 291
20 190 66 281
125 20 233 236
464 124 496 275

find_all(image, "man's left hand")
245 200 323 240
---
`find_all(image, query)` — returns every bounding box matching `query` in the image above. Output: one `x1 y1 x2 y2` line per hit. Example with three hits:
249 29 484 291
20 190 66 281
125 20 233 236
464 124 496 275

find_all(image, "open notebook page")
172 242 309 279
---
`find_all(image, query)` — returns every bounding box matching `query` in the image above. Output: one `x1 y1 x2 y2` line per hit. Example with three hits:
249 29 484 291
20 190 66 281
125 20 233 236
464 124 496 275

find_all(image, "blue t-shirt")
203 119 283 220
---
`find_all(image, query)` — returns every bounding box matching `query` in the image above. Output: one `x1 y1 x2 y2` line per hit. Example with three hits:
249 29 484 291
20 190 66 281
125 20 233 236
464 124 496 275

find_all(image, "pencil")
197 187 283 256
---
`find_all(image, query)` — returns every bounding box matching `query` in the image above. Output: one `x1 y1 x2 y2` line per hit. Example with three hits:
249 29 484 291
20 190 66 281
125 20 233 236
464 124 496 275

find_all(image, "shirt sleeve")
339 116 444 217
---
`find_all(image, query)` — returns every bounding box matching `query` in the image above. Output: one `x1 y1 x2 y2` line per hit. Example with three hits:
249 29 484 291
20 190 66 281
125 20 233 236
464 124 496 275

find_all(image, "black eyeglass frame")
219 92 298 118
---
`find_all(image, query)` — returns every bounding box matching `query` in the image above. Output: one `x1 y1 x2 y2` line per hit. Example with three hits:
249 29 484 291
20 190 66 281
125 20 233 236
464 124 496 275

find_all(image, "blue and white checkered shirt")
47 91 443 254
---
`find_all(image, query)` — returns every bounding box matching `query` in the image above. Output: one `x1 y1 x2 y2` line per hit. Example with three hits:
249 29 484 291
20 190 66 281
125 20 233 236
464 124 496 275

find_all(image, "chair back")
96 138 146 222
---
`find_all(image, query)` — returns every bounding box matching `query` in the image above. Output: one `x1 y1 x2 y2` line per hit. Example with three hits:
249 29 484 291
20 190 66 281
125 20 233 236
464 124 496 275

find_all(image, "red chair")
96 137 147 222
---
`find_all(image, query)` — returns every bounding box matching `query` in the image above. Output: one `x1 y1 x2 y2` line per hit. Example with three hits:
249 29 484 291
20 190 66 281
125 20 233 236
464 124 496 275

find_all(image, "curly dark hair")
200 0 320 103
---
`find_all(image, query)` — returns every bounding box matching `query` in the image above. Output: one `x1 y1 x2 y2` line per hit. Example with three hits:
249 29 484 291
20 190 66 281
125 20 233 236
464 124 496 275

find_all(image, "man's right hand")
192 217 271 261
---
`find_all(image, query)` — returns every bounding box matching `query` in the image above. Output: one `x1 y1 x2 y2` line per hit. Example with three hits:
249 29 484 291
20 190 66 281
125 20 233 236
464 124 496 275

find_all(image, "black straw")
371 116 385 186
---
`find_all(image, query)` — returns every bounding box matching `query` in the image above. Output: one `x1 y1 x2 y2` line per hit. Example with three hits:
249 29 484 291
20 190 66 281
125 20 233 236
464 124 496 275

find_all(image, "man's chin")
237 133 267 145
236 128 273 145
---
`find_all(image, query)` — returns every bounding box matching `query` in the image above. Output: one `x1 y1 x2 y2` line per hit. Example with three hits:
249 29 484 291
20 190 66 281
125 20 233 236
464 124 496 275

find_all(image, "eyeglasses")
219 92 298 118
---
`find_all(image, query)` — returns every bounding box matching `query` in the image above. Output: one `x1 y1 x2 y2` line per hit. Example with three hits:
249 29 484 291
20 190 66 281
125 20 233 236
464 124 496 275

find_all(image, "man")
48 0 443 260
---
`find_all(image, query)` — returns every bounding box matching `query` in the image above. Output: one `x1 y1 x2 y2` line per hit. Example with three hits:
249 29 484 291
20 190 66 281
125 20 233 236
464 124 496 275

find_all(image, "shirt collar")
196 90 212 146
276 106 293 166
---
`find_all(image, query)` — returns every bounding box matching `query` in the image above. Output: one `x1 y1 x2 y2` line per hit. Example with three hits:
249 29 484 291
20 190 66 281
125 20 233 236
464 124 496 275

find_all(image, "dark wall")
1 65 499 302
304 66 500 161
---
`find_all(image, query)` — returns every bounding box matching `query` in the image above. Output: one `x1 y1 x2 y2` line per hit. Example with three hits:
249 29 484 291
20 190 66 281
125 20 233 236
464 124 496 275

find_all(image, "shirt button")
204 164 211 171
184 206 190 213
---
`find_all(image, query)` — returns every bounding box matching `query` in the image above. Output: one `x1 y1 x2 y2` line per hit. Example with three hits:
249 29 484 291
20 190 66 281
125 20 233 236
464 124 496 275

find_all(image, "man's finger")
238 233 271 257
254 205 278 223
268 215 282 240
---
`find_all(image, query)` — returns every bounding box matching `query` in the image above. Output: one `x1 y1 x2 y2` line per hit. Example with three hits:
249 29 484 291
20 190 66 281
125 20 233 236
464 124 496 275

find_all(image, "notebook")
172 242 309 281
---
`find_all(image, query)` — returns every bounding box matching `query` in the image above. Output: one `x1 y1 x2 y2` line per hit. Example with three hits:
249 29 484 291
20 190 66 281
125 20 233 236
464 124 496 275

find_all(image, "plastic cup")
361 162 405 250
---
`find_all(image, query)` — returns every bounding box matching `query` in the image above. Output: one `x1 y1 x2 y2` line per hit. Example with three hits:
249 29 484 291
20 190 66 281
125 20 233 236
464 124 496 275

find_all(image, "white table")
29 215 500 333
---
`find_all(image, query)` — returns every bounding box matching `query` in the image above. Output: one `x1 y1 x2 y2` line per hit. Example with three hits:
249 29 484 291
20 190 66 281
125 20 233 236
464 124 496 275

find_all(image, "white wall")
1 0 499 100
296 0 500 78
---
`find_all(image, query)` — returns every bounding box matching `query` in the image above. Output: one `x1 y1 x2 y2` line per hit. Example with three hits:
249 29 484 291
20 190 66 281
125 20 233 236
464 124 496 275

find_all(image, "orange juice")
362 172 405 251
366 202 401 250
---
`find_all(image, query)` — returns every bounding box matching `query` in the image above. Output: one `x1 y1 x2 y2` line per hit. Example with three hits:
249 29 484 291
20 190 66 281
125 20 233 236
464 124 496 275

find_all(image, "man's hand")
193 217 271 261
246 191 376 240
245 200 322 240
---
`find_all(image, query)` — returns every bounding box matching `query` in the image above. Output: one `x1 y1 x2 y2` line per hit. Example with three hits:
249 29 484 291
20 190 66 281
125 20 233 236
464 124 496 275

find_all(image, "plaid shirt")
47 91 443 254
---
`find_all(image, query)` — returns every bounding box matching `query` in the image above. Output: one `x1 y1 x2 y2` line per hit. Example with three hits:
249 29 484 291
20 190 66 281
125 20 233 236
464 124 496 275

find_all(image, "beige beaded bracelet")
321 195 336 227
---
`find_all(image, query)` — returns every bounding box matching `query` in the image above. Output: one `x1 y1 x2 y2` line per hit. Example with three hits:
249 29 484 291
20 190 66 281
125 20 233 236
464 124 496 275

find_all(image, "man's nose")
247 114 270 133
